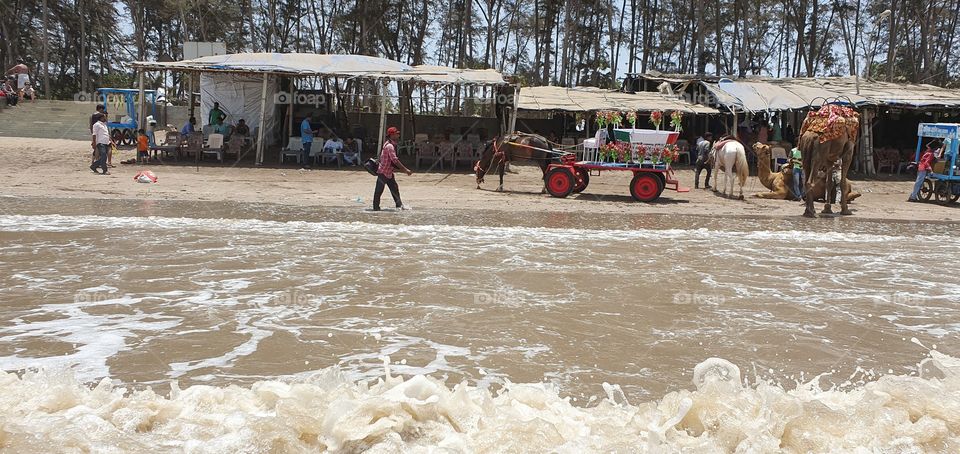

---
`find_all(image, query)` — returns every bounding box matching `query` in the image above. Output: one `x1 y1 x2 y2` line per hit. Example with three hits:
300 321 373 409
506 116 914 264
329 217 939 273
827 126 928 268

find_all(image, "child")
136 129 150 163
21 82 36 102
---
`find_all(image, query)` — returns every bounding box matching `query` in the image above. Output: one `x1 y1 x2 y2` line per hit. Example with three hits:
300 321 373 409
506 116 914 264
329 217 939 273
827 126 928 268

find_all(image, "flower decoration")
660 144 680 164
626 111 638 129
670 111 683 132
649 111 663 130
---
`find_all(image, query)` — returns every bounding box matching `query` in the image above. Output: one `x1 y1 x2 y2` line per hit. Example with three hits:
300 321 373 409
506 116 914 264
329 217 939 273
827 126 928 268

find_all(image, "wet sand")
1 137 957 222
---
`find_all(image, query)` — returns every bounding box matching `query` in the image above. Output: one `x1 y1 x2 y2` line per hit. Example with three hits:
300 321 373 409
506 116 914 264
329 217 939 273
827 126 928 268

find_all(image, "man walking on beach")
374 126 412 211
695 132 713 189
90 113 113 175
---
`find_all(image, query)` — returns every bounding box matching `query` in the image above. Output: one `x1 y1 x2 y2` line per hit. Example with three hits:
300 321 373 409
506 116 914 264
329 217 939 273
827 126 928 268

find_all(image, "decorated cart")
915 123 960 204
544 110 690 202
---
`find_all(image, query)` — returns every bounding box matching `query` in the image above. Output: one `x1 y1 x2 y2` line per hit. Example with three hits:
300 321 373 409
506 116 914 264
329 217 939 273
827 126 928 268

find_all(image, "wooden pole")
288 78 295 146
256 73 269 165
137 69 145 133
377 80 388 156
508 84 520 133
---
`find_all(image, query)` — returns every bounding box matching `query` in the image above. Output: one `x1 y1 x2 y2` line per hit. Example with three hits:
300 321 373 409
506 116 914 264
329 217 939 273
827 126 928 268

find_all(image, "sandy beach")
0 137 956 223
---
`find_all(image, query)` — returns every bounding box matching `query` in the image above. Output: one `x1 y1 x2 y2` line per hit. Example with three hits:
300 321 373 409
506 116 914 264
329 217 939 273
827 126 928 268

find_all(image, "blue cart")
96 88 157 146
915 123 960 205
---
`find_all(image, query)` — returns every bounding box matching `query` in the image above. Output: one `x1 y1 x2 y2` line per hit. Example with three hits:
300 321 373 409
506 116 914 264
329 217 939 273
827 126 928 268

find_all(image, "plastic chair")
415 141 440 170
280 137 303 164
771 146 788 169
876 148 899 174
202 133 225 162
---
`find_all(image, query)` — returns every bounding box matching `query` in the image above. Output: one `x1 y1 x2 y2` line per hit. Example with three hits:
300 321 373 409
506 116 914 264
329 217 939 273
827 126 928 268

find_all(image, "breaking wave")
2 352 958 453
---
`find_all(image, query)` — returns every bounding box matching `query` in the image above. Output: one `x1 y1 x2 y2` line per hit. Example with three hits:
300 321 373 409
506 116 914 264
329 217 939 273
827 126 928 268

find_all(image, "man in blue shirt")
300 113 317 168
181 117 196 135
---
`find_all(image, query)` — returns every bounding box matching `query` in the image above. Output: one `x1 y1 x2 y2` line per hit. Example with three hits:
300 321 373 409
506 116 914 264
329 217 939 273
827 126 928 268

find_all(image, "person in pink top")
908 140 940 202
374 126 413 211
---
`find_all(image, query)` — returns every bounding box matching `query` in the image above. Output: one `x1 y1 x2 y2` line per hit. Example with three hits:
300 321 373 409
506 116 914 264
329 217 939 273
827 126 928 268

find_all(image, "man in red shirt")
374 126 413 211
909 140 940 202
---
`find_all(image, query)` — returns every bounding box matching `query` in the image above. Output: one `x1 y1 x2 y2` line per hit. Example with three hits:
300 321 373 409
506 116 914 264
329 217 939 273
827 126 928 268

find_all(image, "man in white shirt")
90 113 114 175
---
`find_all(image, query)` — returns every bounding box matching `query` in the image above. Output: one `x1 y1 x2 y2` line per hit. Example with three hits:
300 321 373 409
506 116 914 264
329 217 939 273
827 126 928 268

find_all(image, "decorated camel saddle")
712 136 742 151
800 104 860 144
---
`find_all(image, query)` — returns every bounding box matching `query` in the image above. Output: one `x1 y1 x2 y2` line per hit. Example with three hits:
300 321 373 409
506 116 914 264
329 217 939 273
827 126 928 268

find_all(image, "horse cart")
544 128 689 202
915 123 960 205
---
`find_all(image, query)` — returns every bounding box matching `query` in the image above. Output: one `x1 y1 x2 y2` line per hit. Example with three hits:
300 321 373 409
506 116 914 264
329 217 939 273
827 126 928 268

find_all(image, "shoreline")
1 137 958 224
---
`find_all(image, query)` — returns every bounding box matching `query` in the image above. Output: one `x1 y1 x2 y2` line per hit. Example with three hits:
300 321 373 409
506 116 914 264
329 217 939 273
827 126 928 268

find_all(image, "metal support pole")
256 73 268 165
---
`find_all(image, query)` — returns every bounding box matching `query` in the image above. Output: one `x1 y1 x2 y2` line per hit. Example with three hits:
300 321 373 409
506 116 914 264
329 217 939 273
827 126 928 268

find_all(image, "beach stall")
131 53 510 165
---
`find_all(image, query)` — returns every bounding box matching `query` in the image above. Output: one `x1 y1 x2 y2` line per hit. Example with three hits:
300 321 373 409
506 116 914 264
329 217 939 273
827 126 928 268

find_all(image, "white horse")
710 140 749 200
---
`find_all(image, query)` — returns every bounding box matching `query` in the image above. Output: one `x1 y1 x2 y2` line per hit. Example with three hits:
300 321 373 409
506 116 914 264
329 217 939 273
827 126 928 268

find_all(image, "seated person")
234 119 250 137
323 134 344 155
342 137 360 165
214 119 232 137
181 117 196 135
21 82 35 101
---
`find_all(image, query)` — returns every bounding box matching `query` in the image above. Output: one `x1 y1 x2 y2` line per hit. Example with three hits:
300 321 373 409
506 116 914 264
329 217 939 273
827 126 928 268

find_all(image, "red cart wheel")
545 167 575 198
630 173 663 202
573 168 590 193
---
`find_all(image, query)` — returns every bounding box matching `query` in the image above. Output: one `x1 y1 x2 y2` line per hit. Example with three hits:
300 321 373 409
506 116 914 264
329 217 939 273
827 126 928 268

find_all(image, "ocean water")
0 198 957 452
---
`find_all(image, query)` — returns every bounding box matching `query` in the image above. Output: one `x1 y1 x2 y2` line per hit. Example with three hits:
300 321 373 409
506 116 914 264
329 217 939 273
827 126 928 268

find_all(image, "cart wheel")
630 173 663 202
545 167 575 198
110 128 124 145
919 179 934 201
122 129 135 146
935 182 953 205
573 168 590 193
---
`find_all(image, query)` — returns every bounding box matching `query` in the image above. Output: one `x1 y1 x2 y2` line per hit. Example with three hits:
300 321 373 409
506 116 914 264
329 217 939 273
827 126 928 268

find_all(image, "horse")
710 138 749 199
474 133 557 192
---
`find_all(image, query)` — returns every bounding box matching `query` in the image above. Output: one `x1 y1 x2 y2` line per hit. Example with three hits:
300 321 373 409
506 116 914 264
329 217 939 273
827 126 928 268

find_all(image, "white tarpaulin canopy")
199 73 279 144
132 53 508 85
517 86 717 114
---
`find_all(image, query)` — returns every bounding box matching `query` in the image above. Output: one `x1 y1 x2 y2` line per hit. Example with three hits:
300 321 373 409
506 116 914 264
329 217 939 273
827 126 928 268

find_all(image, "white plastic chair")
280 137 303 164
771 146 788 169
202 133 224 162
582 138 599 162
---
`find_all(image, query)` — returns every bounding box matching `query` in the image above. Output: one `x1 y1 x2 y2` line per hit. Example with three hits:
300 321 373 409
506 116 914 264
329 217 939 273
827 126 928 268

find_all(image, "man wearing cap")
374 126 412 211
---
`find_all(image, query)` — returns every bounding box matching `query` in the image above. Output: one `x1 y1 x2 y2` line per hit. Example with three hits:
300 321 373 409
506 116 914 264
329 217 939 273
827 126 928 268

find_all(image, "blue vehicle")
915 123 960 205
96 88 157 146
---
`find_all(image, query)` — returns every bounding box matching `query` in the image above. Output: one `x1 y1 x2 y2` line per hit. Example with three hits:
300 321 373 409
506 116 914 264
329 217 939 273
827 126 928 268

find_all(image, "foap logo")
73 91 96 104
477 93 517 106
672 291 726 306
255 290 321 311
73 290 115 304
473 289 525 307
273 91 326 108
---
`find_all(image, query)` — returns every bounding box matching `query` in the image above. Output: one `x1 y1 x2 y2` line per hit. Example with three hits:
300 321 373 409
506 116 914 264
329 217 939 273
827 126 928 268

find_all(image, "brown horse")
474 133 558 192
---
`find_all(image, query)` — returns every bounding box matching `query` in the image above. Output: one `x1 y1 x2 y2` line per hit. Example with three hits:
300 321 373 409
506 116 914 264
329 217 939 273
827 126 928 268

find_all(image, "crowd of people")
2 58 36 106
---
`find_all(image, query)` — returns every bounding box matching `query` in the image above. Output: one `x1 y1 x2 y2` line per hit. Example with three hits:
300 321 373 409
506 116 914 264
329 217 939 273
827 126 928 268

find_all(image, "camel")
798 105 860 217
752 143 793 199
711 139 749 199
753 143 862 202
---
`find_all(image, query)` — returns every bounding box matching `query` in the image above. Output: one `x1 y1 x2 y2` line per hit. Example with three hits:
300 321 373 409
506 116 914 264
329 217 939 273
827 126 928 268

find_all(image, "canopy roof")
638 73 960 111
517 86 717 114
131 53 508 86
